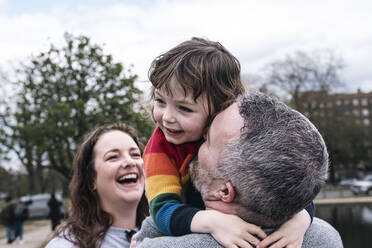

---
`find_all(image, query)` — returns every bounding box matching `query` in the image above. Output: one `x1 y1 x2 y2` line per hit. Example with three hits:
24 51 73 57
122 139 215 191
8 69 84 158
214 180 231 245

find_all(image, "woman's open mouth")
116 173 138 185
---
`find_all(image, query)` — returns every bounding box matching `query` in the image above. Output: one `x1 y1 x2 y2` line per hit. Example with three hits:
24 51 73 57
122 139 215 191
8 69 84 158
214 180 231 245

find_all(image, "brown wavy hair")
149 37 245 126
52 123 149 247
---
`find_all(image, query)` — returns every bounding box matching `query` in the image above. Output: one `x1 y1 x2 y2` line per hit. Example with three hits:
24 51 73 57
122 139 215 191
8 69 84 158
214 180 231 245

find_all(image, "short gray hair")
217 92 328 227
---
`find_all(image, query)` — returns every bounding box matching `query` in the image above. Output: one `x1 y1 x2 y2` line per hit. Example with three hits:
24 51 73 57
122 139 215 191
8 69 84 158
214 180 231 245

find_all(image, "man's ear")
218 182 235 203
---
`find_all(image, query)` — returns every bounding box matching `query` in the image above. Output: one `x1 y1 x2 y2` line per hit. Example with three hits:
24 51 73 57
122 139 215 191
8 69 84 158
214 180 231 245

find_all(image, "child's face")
153 77 208 145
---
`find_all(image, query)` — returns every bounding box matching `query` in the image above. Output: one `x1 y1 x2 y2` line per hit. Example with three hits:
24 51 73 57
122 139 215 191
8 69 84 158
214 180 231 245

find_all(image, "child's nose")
163 108 176 123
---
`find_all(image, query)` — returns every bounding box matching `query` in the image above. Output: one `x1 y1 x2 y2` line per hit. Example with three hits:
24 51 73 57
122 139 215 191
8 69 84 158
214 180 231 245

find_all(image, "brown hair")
149 37 245 125
52 123 149 248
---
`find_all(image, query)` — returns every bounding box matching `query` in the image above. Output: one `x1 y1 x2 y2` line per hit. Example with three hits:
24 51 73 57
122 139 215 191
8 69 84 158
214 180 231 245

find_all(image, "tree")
242 73 279 99
263 50 349 183
0 166 30 197
305 99 366 182
0 33 154 193
264 50 345 109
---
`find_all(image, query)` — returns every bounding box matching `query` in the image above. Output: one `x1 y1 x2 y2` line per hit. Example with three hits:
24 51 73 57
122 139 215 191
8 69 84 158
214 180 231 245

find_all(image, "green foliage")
1 33 154 192
0 168 29 197
0 167 14 195
264 50 345 108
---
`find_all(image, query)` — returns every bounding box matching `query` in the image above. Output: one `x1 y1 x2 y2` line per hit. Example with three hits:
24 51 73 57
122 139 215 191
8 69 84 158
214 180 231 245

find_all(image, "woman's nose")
121 156 136 168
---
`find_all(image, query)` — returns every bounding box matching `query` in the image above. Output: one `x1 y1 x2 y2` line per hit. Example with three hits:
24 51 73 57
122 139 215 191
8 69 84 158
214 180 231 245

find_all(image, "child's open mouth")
165 127 183 135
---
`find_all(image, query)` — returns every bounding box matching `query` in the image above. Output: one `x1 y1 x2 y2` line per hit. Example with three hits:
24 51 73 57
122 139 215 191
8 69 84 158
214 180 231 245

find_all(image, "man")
136 93 342 248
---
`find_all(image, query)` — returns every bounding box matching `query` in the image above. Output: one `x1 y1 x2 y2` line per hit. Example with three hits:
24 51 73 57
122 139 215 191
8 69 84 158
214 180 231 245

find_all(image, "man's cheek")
198 147 207 166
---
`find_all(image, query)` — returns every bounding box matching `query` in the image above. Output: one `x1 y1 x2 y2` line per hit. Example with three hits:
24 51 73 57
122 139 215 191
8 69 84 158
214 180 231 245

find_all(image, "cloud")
0 0 6 9
0 0 371 93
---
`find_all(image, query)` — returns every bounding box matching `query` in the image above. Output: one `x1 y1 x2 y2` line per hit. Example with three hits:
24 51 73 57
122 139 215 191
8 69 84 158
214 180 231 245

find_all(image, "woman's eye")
179 106 192 112
107 155 118 160
131 153 141 158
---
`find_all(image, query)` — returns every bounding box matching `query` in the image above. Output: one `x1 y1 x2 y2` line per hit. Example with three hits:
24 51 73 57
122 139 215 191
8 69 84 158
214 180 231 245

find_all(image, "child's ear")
218 182 235 203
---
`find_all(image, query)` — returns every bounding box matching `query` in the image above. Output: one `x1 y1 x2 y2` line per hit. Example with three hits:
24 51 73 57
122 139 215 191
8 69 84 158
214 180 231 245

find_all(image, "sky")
0 0 372 94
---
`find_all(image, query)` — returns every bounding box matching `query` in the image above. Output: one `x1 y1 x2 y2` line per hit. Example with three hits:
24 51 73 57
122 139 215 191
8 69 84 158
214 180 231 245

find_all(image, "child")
144 37 314 247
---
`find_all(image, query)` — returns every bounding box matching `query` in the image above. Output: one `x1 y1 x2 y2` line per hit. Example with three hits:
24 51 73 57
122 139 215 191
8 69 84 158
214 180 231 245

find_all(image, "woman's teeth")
117 173 138 184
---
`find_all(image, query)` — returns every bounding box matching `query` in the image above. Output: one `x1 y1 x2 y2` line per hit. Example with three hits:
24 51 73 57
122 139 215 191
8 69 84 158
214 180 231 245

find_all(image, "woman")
46 123 149 248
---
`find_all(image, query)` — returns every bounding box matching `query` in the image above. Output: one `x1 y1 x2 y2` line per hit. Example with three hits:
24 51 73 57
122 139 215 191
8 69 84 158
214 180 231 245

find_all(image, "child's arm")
191 210 267 248
145 150 193 235
144 127 200 235
256 208 311 248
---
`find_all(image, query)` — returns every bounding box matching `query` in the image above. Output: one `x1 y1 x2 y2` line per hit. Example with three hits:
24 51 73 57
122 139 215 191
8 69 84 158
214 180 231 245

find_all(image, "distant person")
48 193 63 231
0 195 16 244
13 200 29 244
46 123 149 248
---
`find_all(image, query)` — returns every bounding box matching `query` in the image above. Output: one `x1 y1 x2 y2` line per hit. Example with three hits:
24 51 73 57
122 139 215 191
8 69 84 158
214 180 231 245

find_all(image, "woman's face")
93 130 145 211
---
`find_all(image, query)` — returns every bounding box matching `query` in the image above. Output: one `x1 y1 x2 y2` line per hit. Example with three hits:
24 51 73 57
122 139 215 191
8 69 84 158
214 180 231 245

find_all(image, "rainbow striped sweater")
144 127 201 236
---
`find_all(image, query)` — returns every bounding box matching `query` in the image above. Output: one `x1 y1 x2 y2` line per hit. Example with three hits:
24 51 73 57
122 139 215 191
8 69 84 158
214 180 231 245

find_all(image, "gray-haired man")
136 93 342 248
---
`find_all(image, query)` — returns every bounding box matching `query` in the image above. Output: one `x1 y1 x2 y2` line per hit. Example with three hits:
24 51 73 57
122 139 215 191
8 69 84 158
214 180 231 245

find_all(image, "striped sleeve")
144 127 199 235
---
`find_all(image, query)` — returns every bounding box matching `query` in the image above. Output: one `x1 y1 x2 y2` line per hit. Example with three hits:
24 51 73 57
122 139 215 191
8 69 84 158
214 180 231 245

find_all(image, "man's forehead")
211 103 243 142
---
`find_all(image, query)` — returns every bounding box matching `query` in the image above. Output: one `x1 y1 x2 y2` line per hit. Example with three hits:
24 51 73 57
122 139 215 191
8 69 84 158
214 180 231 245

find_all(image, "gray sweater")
45 226 135 248
136 217 343 248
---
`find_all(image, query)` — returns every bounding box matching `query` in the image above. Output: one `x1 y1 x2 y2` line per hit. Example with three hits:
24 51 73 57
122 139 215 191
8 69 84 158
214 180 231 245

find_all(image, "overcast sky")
1 0 371 93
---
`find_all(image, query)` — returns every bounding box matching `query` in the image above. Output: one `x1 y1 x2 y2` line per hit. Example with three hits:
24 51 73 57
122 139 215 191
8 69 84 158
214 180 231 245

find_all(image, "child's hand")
129 233 137 248
256 209 311 248
191 210 267 248
211 213 266 248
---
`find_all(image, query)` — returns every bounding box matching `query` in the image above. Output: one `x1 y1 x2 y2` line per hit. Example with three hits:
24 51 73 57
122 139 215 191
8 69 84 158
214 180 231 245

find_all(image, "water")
315 203 372 248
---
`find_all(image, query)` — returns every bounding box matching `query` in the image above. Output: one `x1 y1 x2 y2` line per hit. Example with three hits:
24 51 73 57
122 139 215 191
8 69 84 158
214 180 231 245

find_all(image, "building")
296 89 372 179
298 89 372 130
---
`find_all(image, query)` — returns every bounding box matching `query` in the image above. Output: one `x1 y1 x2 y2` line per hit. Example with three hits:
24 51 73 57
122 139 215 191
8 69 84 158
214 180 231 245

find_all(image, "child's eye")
154 98 165 104
179 106 193 113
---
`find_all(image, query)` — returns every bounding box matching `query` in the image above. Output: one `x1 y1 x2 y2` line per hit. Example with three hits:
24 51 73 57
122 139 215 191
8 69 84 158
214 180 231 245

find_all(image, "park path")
0 223 52 248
